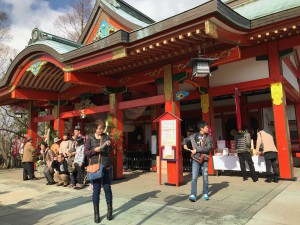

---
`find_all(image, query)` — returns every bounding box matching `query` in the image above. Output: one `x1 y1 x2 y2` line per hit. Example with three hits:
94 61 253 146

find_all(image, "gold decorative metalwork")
109 94 116 114
271 82 283 106
201 94 209 113
205 20 218 39
144 68 163 78
63 64 74 72
119 77 133 85
164 65 173 102
26 61 47 76
173 64 186 72
112 47 127 59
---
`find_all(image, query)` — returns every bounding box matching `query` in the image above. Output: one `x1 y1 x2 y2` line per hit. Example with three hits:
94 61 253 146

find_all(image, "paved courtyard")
0 168 299 225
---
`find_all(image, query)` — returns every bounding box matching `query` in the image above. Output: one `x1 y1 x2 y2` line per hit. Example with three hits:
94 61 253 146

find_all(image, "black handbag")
259 132 264 152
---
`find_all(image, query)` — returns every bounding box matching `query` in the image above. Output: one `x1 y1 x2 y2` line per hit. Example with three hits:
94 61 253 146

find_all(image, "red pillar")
271 82 294 179
53 105 65 139
201 93 216 175
240 95 249 128
27 102 38 148
295 103 300 142
163 64 183 186
109 93 123 179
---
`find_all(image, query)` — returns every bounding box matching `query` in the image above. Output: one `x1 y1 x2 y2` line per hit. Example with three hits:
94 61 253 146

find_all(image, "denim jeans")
92 167 113 205
191 160 208 197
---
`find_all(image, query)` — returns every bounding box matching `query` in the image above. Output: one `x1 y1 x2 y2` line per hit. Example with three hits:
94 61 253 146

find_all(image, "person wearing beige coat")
22 138 37 180
255 129 279 183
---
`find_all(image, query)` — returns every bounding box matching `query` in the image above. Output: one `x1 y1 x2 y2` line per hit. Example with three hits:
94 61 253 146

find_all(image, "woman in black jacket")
84 120 113 223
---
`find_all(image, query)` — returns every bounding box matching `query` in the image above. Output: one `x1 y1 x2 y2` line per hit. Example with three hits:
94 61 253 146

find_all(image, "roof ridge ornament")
106 0 120 8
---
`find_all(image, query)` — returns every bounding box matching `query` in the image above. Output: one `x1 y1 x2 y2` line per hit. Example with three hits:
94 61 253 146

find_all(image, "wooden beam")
60 85 103 99
11 89 59 101
129 84 156 96
64 72 120 87
60 105 110 119
33 115 55 123
119 95 165 109
210 77 283 97
282 57 300 78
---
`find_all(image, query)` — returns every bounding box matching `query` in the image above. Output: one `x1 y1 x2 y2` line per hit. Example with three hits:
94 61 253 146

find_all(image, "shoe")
202 194 209 201
243 177 248 181
188 195 196 202
48 181 56 185
272 175 279 183
23 178 29 181
252 178 259 182
265 176 272 183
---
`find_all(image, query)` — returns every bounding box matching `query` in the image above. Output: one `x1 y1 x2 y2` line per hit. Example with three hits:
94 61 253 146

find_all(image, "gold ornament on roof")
271 82 283 106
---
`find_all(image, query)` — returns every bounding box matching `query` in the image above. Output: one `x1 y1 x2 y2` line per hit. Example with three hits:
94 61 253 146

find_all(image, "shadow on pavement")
113 190 161 219
208 181 229 198
0 196 90 225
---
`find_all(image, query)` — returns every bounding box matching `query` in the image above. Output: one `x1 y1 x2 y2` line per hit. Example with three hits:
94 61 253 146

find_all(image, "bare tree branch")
54 0 93 41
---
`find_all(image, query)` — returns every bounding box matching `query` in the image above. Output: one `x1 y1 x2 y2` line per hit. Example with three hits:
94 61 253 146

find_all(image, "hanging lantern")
186 57 218 77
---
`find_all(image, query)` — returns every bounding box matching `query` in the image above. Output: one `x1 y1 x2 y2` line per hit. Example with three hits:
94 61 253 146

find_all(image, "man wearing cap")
51 137 61 156
22 137 37 181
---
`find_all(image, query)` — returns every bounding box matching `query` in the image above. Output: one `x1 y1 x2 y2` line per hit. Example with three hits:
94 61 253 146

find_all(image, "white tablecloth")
213 156 266 172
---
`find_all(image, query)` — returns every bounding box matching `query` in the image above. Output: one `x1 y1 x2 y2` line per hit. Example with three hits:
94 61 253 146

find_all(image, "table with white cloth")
212 155 266 172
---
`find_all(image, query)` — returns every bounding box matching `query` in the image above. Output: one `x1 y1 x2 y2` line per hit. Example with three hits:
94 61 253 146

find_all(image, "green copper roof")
229 0 300 20
28 28 82 54
30 40 78 54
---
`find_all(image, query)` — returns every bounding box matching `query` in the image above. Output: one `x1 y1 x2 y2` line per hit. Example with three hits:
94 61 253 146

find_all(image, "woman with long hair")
84 120 113 223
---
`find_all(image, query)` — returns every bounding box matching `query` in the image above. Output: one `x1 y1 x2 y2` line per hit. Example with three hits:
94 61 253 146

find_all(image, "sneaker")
188 195 196 202
202 194 209 201
252 178 259 182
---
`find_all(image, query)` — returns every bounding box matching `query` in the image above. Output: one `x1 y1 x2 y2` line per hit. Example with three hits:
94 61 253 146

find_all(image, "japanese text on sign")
161 120 176 146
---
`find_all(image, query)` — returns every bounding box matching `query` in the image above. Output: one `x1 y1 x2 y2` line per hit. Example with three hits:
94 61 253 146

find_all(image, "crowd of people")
183 122 279 203
22 121 113 223
21 119 280 222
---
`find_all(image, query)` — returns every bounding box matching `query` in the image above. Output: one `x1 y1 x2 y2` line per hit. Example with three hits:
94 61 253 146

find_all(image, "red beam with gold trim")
11 89 59 101
119 95 165 109
210 77 282 97
60 85 103 99
60 105 110 119
64 72 119 87
33 115 55 123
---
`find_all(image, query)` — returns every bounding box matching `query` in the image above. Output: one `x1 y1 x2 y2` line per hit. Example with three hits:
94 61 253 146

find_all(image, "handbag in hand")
86 139 105 181
259 132 264 152
190 134 206 164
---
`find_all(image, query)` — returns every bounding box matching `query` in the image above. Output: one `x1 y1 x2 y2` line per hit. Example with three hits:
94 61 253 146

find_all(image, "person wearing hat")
51 137 61 156
22 137 38 181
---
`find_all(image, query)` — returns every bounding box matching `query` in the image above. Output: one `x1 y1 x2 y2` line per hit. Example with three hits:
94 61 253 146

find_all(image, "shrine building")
1 0 300 184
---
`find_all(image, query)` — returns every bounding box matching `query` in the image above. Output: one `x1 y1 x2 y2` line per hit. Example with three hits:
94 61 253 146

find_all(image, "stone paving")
0 168 299 225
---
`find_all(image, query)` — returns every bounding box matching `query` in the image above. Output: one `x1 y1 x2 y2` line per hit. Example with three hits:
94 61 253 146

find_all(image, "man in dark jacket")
183 121 213 202
52 153 69 187
234 125 258 182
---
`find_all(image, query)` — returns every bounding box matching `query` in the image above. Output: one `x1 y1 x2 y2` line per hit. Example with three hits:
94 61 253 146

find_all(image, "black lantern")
186 57 218 77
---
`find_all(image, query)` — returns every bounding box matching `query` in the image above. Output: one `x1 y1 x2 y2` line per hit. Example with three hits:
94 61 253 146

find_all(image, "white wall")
209 57 269 87
282 59 299 92
214 118 223 140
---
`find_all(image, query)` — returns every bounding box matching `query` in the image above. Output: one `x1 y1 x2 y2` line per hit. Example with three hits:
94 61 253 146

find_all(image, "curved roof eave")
0 44 66 88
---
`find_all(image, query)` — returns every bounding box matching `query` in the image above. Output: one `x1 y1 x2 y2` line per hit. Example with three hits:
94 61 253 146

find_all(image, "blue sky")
1 0 209 52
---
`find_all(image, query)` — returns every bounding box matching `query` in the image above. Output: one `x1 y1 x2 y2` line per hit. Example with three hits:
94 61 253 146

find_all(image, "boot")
265 176 272 183
107 202 113 221
93 204 100 223
272 175 279 183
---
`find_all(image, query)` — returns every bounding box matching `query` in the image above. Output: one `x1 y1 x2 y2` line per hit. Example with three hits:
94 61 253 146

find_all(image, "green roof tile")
229 0 300 20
